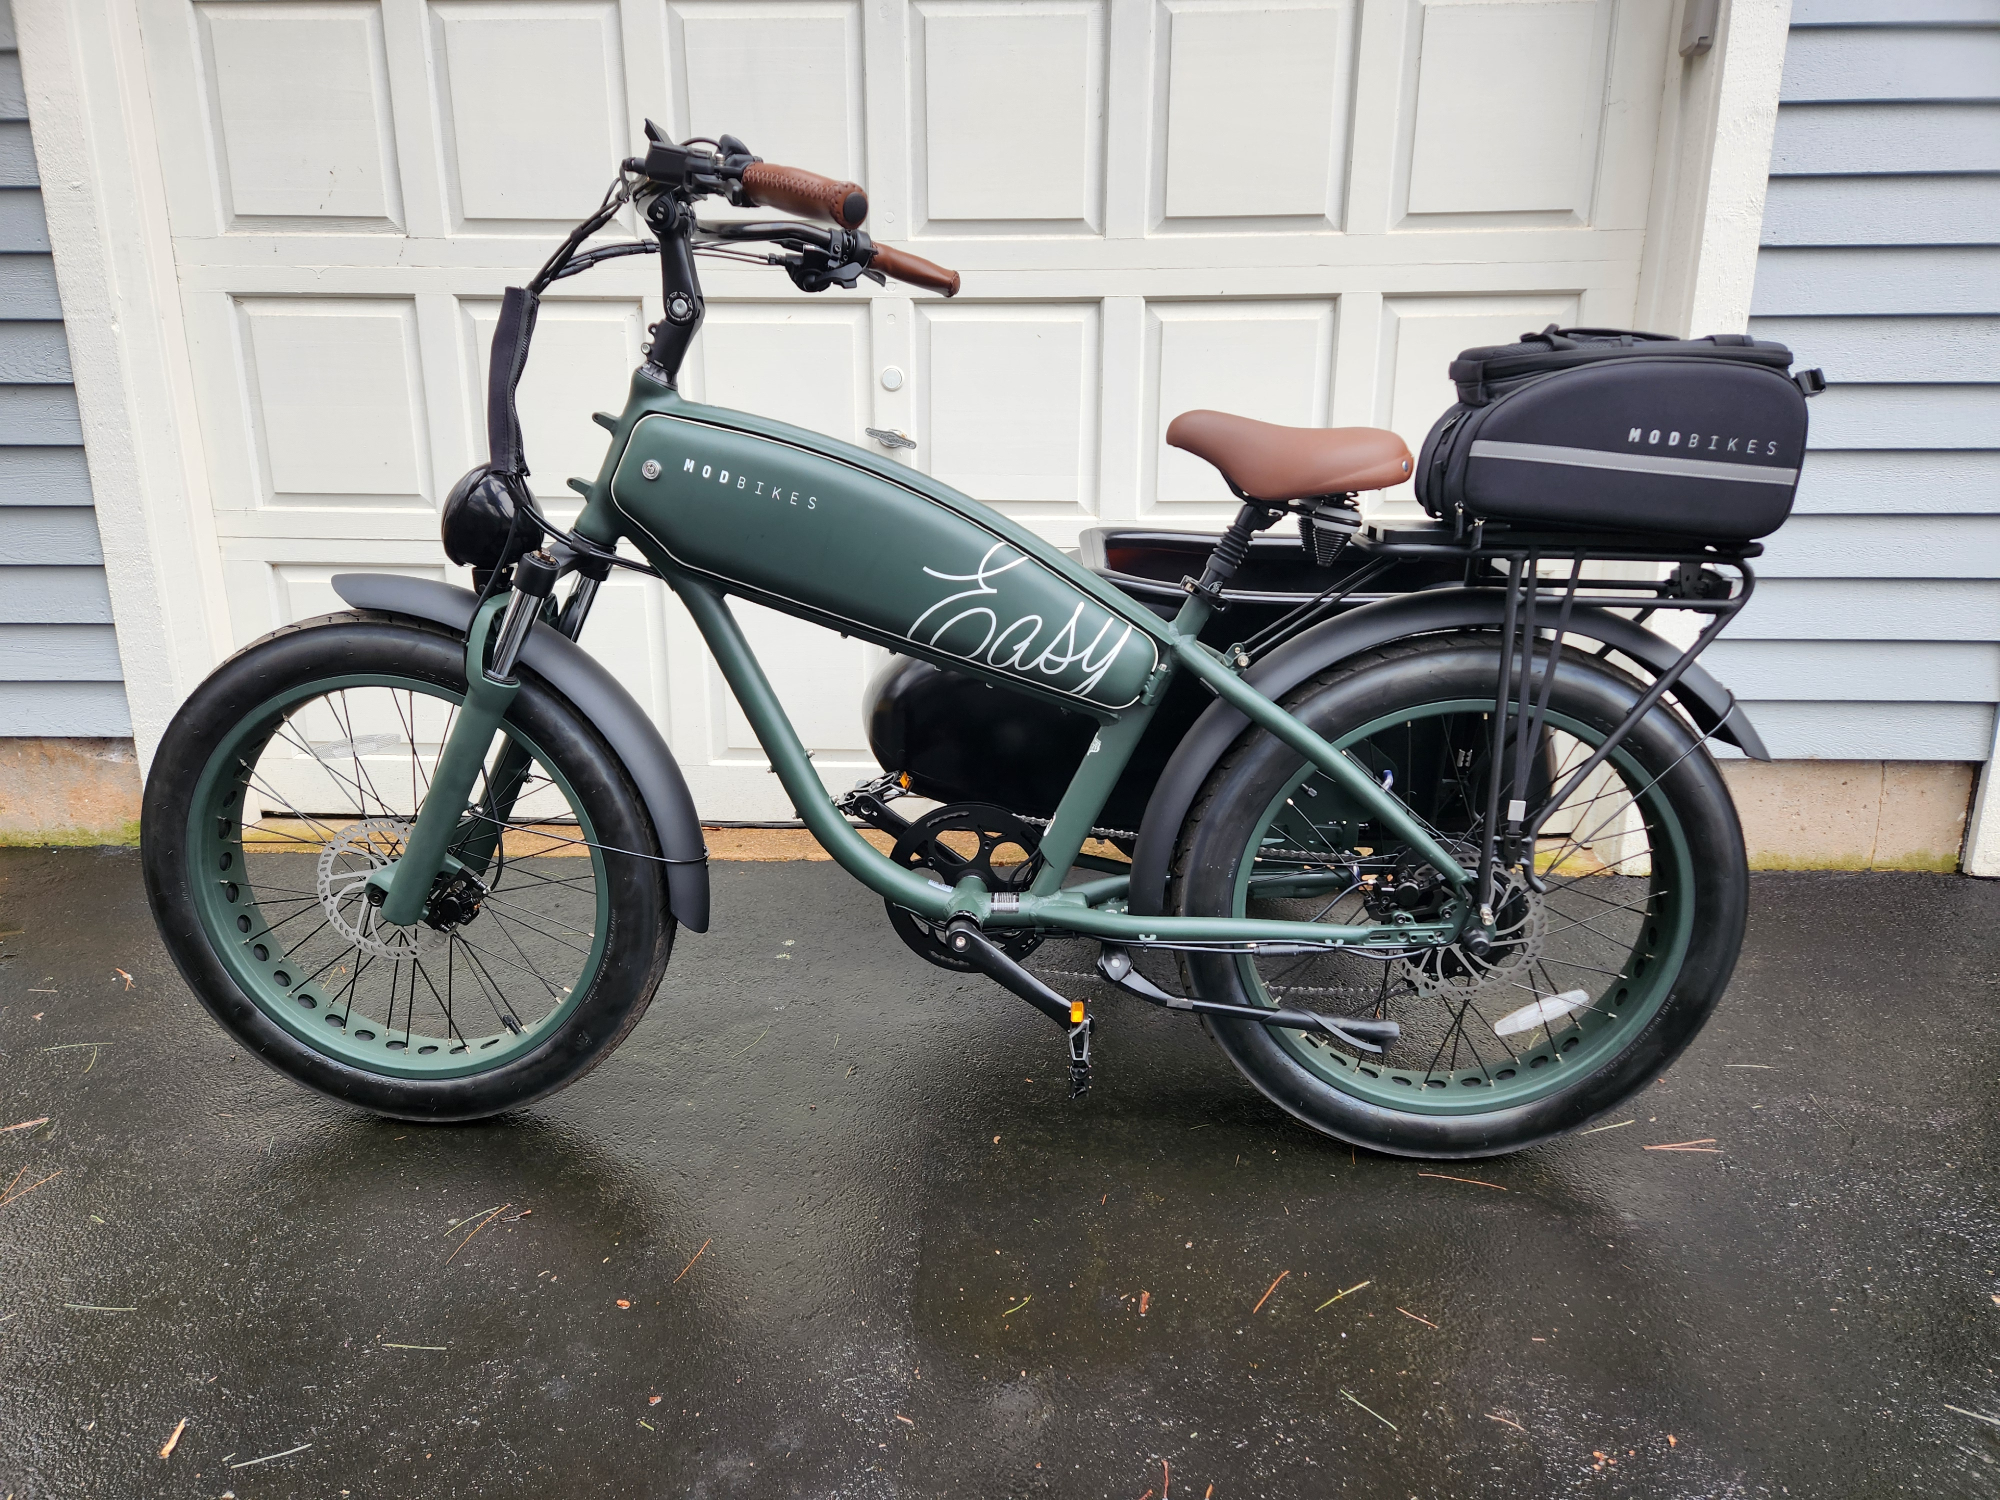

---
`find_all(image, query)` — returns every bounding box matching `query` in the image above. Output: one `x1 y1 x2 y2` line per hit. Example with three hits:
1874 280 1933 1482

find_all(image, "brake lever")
783 242 886 294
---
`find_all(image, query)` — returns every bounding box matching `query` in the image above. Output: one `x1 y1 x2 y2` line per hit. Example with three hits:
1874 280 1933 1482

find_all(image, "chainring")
885 802 1044 972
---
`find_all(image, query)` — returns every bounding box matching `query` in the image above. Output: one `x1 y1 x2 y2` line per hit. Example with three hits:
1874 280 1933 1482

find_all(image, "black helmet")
441 464 545 571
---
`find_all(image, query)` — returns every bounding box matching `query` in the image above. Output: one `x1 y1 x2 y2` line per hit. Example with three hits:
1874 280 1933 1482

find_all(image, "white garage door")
136 0 1675 817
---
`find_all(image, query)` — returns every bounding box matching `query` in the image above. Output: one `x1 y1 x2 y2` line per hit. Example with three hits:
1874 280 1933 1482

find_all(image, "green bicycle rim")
186 672 610 1079
1230 698 1694 1115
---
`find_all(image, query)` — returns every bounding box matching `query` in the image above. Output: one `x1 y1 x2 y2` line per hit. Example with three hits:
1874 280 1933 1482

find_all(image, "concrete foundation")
1719 759 1975 873
0 738 141 846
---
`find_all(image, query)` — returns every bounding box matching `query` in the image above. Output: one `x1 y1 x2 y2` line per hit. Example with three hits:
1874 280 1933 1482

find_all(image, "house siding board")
1747 316 1999 385
0 447 92 507
1770 102 2000 175
0 682 132 738
1787 450 2000 514
1753 247 2000 316
1791 1 2000 23
1761 176 2000 246
1740 5 2000 765
1742 703 1997 762
1707 640 2000 703
1779 26 2000 102
0 187 46 252
1755 516 2000 579
0 9 126 738
1738 580 2000 643
0 623 125 681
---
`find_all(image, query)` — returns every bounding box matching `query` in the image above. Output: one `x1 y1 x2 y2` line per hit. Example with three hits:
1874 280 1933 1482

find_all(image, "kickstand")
1067 1013 1093 1098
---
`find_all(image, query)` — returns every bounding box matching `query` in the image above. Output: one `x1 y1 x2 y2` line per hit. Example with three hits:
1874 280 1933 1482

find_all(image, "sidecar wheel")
1170 635 1747 1159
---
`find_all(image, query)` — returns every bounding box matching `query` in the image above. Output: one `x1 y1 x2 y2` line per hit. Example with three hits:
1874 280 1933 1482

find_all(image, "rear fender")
331 574 710 932
1126 587 1766 917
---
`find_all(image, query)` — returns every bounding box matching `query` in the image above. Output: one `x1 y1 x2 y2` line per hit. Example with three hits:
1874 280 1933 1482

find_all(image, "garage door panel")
194 1 404 232
1375 290 1579 504
239 296 435 509
195 1 406 231
429 0 631 232
462 296 643 506
1402 0 1612 225
575 570 673 724
917 302 1101 516
912 0 1106 234
1378 292 1581 440
667 0 866 188
149 0 1677 815
696 302 872 444
1155 0 1357 230
716 600 876 759
1146 299 1337 511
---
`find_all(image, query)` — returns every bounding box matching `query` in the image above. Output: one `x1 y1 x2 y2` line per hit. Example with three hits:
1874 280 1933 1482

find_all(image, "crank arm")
947 918 1093 1097
1096 946 1400 1054
945 918 1071 1027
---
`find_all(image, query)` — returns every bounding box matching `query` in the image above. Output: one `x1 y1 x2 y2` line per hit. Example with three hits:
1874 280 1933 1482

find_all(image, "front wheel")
142 613 674 1121
1172 636 1747 1158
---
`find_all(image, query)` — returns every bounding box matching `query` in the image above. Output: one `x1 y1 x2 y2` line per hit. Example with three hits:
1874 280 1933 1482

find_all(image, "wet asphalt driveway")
1 848 1997 1499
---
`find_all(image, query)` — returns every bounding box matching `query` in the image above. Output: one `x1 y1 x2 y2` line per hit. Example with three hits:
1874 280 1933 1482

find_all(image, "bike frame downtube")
671 571 1458 950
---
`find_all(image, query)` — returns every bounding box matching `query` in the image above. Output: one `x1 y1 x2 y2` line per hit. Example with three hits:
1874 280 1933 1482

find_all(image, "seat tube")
1026 706 1157 898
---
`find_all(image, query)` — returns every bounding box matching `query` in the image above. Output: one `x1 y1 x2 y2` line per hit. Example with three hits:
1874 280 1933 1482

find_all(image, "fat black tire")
141 613 675 1121
1170 636 1747 1159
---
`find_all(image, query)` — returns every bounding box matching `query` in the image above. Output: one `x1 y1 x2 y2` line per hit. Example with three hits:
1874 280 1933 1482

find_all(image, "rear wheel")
1171 636 1746 1158
142 614 674 1121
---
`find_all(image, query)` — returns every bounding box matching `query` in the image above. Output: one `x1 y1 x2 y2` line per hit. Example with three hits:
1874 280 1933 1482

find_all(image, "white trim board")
14 0 232 769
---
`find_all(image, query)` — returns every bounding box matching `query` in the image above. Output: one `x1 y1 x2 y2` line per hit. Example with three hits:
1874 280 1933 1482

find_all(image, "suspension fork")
370 552 561 926
454 557 608 878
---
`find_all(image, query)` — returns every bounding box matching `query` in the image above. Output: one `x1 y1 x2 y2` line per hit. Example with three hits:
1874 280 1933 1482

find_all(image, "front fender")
1126 587 1767 917
331 574 710 933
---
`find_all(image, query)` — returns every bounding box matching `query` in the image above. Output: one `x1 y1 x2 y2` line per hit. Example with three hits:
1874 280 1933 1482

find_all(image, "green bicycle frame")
582 377 1464 951
384 373 1468 951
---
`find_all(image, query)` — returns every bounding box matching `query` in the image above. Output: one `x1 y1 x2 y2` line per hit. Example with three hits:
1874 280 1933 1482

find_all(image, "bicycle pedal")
1067 1012 1093 1099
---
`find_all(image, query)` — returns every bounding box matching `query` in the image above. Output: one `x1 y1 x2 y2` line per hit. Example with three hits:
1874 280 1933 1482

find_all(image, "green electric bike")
142 128 1781 1158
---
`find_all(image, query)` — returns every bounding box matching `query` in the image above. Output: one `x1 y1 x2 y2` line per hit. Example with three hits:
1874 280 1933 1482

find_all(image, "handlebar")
868 243 961 298
738 162 869 231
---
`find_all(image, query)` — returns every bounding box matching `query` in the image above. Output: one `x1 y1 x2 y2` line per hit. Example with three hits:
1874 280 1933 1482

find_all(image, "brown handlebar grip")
869 243 961 298
738 162 868 230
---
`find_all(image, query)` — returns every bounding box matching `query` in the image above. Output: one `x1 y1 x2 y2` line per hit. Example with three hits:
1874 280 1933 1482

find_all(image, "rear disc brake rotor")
1396 864 1543 1002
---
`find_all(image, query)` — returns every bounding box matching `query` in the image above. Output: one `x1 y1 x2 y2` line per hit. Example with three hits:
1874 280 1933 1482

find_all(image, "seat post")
1187 499 1283 606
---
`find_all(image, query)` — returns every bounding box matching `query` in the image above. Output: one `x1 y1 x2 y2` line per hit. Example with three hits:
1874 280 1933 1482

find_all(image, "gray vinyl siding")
0 2 128 737
1710 0 2000 763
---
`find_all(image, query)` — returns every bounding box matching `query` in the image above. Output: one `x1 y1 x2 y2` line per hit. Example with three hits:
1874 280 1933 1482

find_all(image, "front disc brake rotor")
317 817 432 962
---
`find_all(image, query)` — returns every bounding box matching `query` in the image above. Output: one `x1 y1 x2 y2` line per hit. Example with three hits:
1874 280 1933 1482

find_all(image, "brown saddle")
1166 410 1413 502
